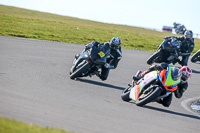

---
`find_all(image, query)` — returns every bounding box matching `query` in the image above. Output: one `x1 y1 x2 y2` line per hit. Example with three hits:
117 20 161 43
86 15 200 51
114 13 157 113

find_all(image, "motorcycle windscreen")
100 44 110 56
90 47 105 64
163 66 180 91
91 45 110 65
91 47 100 61
162 39 179 52
130 71 158 101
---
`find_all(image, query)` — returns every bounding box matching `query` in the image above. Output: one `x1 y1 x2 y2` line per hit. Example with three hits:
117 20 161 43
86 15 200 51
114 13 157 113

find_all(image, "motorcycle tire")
191 50 200 63
121 86 132 102
136 87 161 107
147 51 162 65
70 62 90 80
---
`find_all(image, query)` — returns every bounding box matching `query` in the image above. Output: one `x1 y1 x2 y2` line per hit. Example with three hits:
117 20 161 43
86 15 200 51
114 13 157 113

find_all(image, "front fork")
167 50 180 63
154 89 171 101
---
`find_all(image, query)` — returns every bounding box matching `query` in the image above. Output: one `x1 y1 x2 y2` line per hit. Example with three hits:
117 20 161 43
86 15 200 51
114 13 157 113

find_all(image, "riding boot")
75 54 80 59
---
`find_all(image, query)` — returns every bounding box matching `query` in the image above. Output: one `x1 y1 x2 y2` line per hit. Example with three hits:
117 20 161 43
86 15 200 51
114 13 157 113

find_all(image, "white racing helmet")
110 37 121 50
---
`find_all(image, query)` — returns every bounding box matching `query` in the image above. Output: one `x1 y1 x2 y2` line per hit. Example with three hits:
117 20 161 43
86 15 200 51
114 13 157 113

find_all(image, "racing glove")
132 70 147 81
85 43 94 49
104 63 110 68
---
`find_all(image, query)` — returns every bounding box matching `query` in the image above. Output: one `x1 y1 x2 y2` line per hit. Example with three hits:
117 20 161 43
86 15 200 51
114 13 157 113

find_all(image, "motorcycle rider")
173 22 186 34
133 63 192 107
173 22 179 29
177 30 194 66
174 66 192 98
80 37 122 80
165 30 194 66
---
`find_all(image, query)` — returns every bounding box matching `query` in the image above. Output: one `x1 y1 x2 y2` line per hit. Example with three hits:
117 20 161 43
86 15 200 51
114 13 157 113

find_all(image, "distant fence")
194 33 199 39
150 27 200 40
136 26 200 39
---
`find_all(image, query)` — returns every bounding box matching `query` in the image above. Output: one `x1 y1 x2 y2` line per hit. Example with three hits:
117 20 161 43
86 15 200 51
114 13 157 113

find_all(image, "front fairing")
73 51 89 65
162 42 178 51
130 71 158 101
90 45 110 65
161 38 180 52
70 51 90 73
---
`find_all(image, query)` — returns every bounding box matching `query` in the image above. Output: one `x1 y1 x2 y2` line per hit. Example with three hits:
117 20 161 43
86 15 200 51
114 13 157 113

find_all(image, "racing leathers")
176 36 195 66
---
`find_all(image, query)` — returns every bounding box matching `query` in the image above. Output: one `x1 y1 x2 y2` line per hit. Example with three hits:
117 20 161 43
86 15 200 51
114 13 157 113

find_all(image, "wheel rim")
138 89 154 101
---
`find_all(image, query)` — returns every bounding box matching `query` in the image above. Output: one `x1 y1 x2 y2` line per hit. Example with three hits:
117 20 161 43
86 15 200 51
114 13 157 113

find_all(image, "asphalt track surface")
0 36 200 133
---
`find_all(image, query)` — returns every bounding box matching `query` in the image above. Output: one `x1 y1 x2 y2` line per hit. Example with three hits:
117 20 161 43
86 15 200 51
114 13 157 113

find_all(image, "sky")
1 0 200 37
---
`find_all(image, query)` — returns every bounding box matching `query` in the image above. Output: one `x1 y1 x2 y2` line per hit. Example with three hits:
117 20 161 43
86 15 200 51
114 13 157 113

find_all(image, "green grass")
0 117 71 133
0 4 199 53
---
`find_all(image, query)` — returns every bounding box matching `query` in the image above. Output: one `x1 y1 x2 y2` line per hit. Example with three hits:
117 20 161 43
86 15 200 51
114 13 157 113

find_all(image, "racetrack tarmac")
0 36 200 133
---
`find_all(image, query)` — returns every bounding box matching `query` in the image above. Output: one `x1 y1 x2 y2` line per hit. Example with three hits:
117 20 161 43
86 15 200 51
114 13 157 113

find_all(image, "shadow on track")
191 69 200 74
143 105 200 120
76 78 124 90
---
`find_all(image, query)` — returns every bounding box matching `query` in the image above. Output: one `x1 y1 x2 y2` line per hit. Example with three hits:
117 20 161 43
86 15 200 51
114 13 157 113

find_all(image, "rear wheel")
136 87 161 106
70 62 90 80
121 86 132 102
147 51 163 65
191 50 200 63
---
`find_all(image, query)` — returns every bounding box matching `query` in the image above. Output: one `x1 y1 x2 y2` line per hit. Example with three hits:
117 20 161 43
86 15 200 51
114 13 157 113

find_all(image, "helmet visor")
182 75 189 82
185 34 192 39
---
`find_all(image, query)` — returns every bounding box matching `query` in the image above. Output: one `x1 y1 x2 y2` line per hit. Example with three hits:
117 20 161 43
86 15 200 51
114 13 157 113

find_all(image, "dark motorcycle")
70 45 111 79
191 49 200 63
147 37 181 65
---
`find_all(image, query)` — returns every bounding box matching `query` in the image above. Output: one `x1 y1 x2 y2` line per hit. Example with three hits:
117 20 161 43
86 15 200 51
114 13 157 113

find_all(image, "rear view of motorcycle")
191 49 200 63
147 36 181 65
70 44 111 79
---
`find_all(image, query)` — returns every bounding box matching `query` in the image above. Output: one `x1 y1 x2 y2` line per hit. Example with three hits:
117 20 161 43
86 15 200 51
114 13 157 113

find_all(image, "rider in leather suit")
85 37 122 80
176 30 194 66
133 62 192 107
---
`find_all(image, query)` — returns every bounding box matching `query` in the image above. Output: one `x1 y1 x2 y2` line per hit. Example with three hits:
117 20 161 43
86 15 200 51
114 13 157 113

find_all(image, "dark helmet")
110 37 121 50
173 22 177 26
184 30 193 40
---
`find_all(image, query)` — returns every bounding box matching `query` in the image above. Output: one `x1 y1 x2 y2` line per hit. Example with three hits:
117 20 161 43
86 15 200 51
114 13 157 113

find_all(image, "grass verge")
0 117 71 133
0 4 199 53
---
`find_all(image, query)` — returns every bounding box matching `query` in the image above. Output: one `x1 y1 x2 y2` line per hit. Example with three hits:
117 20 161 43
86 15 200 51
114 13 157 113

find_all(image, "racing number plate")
98 51 105 57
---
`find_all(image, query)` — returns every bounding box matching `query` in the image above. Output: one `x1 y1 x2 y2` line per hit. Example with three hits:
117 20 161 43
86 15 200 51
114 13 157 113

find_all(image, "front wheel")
70 62 91 80
136 87 161 106
121 86 132 102
147 51 163 65
191 50 200 63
